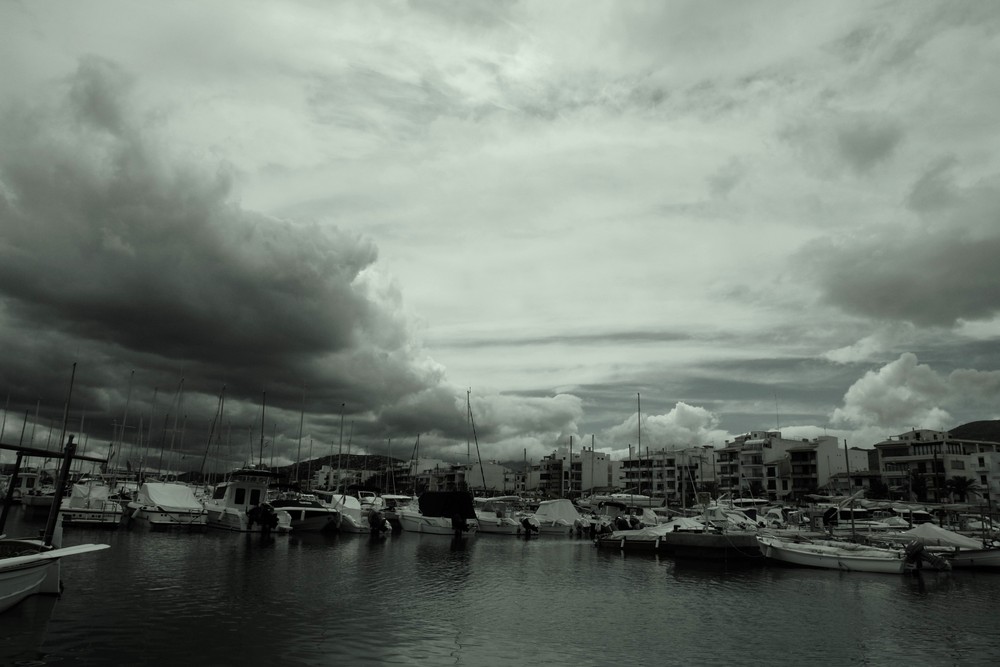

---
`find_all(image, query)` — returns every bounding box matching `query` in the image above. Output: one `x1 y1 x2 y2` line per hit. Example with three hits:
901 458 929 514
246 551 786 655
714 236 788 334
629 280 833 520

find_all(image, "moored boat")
59 477 125 528
203 468 292 533
313 490 369 534
519 498 586 536
756 535 945 573
1 538 110 614
127 482 207 530
397 491 478 536
473 496 523 535
877 523 1000 569
269 492 341 533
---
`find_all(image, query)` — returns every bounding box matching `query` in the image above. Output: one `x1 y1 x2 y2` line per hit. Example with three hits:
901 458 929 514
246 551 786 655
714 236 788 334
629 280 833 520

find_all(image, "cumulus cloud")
831 353 1000 432
823 324 917 364
605 402 728 453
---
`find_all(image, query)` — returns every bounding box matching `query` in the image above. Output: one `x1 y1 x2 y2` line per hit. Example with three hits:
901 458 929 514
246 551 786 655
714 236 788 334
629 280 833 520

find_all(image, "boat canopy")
532 499 582 523
136 482 203 512
898 523 984 550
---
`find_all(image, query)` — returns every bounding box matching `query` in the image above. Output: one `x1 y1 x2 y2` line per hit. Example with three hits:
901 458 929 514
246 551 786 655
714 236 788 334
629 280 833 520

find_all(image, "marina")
3 503 1000 666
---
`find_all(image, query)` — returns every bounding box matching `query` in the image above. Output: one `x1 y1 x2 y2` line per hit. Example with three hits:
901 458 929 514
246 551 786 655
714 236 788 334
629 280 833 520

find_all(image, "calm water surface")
3 506 1000 666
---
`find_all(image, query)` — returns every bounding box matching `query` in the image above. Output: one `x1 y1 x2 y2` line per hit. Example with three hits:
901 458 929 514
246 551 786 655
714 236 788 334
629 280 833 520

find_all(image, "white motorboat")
4 470 44 504
313 491 369 534
397 491 478 536
269 493 341 533
127 482 207 530
60 477 125 528
1 539 110 614
473 496 523 535
520 498 588 536
203 468 292 533
379 494 418 531
757 535 932 573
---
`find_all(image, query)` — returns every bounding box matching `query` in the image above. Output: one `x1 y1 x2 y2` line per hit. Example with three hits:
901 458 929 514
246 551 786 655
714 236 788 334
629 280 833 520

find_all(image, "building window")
950 460 965 471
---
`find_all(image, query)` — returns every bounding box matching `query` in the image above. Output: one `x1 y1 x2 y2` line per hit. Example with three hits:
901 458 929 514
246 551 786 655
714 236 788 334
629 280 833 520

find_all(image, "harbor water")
3 505 1000 666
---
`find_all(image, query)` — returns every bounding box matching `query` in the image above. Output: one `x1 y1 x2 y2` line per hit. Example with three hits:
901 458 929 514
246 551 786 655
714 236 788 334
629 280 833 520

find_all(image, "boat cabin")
211 470 279 510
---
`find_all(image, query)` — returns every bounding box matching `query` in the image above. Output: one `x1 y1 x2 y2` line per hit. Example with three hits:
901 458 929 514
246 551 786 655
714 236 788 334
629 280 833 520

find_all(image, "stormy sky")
3 1 1000 474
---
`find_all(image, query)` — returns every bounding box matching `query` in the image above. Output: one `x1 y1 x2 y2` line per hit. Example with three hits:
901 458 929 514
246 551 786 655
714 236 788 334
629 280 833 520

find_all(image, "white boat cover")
532 499 582 523
327 495 363 522
616 517 705 538
898 523 984 550
136 482 204 512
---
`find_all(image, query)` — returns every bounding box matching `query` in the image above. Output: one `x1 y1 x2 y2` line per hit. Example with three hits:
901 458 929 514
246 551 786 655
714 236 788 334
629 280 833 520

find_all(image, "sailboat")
1 366 111 614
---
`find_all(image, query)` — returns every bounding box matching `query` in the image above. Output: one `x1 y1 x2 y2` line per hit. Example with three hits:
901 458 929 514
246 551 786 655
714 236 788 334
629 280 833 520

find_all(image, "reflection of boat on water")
0 593 58 659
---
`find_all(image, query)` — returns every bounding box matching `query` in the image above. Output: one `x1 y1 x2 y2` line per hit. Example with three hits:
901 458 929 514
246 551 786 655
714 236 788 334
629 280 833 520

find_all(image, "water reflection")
4 506 1000 666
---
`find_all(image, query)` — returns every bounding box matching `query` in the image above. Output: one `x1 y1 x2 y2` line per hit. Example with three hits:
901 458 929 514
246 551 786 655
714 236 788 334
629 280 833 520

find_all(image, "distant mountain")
949 420 1000 442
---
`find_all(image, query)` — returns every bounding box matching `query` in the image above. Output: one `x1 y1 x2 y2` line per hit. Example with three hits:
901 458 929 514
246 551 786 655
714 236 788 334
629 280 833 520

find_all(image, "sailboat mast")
467 392 486 492
336 404 344 496
117 369 135 473
259 389 266 467
295 391 305 484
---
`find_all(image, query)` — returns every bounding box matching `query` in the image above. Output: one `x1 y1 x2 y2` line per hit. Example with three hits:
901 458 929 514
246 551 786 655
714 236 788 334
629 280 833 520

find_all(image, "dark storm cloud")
0 57 455 463
803 170 1000 328
834 116 903 173
438 329 695 348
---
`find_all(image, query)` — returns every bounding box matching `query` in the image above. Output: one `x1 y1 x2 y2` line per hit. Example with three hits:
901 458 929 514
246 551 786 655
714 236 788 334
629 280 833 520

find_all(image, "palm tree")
945 475 980 503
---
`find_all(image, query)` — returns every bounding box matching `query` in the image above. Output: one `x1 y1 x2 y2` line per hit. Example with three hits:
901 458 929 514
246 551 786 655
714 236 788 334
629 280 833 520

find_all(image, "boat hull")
60 505 125 528
398 512 478 536
944 549 1000 569
758 537 909 573
1 541 110 614
475 516 522 535
280 509 341 533
0 558 55 614
128 506 208 530
205 507 292 533
658 530 762 559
